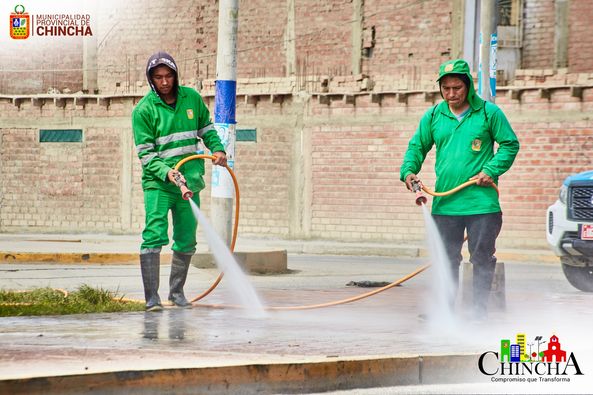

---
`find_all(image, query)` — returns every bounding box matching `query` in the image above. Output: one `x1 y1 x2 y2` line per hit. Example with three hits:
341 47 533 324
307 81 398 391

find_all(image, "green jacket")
400 87 519 215
132 86 225 193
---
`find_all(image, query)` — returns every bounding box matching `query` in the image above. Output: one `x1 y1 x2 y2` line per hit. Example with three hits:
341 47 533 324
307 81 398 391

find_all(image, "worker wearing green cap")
400 58 520 318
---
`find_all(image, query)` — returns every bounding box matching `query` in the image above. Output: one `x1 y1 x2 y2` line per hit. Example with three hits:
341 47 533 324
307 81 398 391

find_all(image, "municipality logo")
8 3 93 39
10 4 29 39
478 333 584 383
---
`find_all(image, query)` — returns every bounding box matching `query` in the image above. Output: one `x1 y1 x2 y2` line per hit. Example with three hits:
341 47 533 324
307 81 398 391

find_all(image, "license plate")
582 224 593 240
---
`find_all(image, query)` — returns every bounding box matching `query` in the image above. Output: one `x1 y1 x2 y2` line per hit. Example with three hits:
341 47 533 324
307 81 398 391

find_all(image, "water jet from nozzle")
173 172 194 200
411 180 427 206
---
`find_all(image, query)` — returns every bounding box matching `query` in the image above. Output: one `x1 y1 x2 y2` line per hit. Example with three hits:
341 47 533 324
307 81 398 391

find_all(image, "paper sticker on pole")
211 123 236 198
478 32 483 98
489 33 497 98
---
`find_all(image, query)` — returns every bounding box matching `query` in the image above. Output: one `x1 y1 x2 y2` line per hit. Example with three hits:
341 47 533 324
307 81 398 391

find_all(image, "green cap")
437 59 471 81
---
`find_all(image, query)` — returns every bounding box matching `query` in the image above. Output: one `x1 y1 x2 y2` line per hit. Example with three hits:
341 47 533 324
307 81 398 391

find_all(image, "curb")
0 247 559 266
193 250 288 274
495 250 559 264
0 354 486 395
0 252 142 265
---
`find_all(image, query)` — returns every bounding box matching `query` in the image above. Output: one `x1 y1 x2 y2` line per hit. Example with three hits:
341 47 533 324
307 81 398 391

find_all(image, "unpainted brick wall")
2 0 593 94
238 0 288 78
0 38 83 94
95 0 219 95
0 98 142 233
306 89 593 248
362 0 453 88
521 0 555 69
1 86 592 249
568 0 593 73
214 95 294 236
294 0 353 77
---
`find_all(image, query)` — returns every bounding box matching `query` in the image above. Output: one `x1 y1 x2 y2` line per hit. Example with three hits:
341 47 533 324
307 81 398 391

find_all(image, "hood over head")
146 51 179 96
436 58 483 109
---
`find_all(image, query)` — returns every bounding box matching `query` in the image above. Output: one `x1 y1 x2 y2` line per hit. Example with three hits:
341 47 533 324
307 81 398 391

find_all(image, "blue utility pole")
211 0 238 245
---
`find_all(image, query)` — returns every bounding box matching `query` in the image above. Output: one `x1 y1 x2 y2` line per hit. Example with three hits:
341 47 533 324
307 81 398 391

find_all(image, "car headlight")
559 184 568 204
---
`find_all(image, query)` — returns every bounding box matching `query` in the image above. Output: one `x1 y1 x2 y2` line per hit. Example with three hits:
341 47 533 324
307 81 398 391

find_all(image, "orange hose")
174 154 430 310
191 264 430 311
171 162 501 311
421 179 499 196
418 179 499 243
267 264 428 310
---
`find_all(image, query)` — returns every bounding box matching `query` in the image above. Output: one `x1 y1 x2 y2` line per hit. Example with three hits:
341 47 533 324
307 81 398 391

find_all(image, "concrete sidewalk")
1 256 591 394
2 234 586 395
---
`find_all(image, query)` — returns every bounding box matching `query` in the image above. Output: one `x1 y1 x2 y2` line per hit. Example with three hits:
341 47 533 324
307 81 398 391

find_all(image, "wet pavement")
1 254 593 393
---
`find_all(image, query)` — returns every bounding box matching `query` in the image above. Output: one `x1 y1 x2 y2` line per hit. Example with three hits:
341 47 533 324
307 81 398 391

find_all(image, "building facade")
1 0 592 249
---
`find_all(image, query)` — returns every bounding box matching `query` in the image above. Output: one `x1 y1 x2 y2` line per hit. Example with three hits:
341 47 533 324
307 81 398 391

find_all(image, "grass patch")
0 285 144 317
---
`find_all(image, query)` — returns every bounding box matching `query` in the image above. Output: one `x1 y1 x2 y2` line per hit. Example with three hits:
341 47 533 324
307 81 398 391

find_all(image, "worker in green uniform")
132 51 227 311
400 59 520 318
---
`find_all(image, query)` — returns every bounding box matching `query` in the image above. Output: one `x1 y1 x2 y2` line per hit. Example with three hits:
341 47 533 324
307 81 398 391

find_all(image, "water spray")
13 161 504 312
139 158 498 311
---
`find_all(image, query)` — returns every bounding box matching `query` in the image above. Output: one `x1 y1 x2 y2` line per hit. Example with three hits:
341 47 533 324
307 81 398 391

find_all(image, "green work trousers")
141 188 200 254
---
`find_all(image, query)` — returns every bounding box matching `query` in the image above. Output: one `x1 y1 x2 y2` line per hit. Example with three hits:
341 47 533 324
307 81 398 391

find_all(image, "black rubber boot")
140 253 163 312
168 252 192 308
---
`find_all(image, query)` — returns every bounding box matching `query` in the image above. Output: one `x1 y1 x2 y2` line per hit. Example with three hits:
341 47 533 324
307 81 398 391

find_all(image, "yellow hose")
173 159 502 311
3 169 496 312
4 172 500 312
418 179 499 243
191 264 429 311
421 179 499 197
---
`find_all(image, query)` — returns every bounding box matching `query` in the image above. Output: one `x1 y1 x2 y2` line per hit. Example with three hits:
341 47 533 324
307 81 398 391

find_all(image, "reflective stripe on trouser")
141 188 201 253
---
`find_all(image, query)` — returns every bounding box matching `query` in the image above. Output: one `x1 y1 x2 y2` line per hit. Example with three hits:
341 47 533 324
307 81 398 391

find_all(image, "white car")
546 170 593 291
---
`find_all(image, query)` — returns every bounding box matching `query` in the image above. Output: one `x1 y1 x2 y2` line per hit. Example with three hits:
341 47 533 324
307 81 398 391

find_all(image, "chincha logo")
9 3 93 39
9 4 29 39
478 333 584 384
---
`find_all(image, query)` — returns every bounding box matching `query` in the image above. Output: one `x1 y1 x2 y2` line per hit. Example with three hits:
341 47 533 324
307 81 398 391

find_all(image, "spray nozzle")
173 172 194 200
411 180 427 206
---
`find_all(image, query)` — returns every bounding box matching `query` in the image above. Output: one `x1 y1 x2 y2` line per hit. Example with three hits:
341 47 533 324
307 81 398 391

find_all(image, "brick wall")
362 0 453 88
521 0 555 69
2 0 593 250
2 0 593 94
1 84 592 249
228 97 294 236
304 88 593 248
568 0 593 73
95 0 219 95
0 97 143 233
238 0 288 78
294 0 353 77
0 39 83 94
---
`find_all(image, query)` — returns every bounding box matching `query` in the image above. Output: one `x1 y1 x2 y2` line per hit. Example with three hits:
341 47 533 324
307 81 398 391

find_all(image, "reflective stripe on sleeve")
140 153 158 166
136 143 155 153
197 124 215 137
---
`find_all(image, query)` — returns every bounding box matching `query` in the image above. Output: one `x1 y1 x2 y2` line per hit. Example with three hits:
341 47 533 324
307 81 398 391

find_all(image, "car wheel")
561 256 593 292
